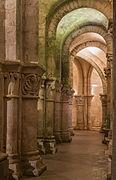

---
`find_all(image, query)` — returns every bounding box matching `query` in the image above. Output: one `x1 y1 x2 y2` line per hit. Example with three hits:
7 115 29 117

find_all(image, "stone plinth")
0 152 8 180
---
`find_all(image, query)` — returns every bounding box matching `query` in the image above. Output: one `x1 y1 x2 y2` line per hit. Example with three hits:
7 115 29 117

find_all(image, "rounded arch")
47 0 112 36
59 25 112 85
63 25 112 57
74 56 106 94
73 59 84 95
45 1 112 76
70 41 107 56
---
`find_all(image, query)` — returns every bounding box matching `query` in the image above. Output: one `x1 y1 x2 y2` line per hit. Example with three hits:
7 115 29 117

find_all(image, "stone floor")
22 131 108 180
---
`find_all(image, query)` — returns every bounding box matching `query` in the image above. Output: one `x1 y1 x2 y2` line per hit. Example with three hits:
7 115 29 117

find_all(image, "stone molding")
47 0 112 39
107 53 113 69
104 67 111 78
70 41 107 56
22 73 40 96
74 95 93 105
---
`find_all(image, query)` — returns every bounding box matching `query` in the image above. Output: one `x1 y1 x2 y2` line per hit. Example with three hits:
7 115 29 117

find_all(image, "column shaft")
21 71 46 176
112 1 116 179
61 86 72 142
43 78 56 154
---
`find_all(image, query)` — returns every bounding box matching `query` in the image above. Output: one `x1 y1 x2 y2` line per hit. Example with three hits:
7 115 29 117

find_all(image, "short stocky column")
21 64 46 176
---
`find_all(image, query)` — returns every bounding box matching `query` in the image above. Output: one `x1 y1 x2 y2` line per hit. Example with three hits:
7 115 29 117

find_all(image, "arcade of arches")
0 0 116 180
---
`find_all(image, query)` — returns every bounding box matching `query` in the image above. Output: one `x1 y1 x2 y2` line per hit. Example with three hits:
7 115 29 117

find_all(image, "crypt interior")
0 0 116 180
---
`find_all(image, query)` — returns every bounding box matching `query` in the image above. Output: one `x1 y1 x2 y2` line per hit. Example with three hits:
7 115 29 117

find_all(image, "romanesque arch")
70 41 107 56
45 0 112 77
58 26 110 86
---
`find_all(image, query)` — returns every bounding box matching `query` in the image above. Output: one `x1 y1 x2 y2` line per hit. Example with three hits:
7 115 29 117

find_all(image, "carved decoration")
108 19 113 35
7 73 19 96
22 74 40 96
104 67 111 78
75 96 84 105
46 80 56 91
107 53 113 69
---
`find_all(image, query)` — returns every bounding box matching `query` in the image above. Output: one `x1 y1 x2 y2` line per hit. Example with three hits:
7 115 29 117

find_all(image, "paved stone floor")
22 131 108 180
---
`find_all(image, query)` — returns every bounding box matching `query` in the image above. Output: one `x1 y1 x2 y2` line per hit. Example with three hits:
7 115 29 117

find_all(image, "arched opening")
72 46 106 131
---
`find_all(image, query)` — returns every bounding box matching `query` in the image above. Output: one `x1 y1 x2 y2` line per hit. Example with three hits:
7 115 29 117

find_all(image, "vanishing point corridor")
23 131 108 180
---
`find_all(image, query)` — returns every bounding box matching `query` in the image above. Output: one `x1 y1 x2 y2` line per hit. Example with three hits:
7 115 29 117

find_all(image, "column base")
61 131 72 143
0 152 9 180
37 137 45 155
43 136 57 154
22 150 46 177
8 154 21 180
54 131 62 143
68 128 74 136
74 126 83 130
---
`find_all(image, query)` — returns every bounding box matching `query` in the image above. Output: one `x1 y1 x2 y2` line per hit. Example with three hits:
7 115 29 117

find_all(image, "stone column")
54 83 62 143
100 94 107 131
104 53 113 130
0 70 5 152
74 95 84 130
83 96 88 130
72 96 78 129
37 76 46 154
86 95 94 130
61 86 72 142
68 89 74 136
21 64 46 176
43 77 56 154
6 72 21 179
112 1 116 179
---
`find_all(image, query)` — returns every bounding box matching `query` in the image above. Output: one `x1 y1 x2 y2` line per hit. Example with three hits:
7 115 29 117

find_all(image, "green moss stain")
56 8 108 50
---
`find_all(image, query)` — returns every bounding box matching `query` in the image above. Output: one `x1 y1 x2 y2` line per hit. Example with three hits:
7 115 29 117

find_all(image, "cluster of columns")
0 62 46 179
72 95 93 130
37 79 73 153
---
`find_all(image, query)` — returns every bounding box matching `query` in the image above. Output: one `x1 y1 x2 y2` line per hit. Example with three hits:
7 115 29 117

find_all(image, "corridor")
23 131 108 180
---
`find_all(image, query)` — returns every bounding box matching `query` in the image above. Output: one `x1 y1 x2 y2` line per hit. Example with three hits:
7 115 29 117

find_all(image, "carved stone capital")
22 73 41 96
61 85 71 101
45 78 56 99
40 74 46 89
75 95 85 105
7 72 20 96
